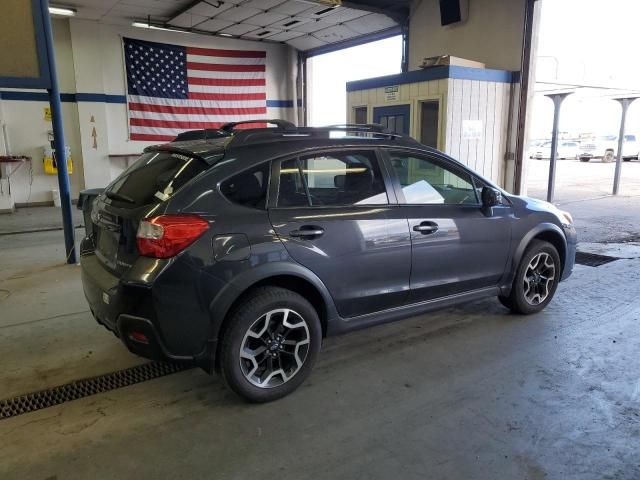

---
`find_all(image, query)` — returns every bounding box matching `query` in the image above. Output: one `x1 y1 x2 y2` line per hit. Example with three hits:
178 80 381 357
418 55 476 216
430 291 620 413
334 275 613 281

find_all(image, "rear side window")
220 163 270 209
277 150 388 207
106 151 206 207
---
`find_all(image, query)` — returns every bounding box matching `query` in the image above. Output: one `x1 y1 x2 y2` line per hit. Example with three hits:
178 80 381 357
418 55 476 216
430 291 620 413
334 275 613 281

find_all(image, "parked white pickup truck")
578 134 639 162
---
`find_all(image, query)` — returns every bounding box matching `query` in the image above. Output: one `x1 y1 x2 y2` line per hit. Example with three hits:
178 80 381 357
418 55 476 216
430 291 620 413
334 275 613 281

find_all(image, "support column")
612 97 637 196
545 92 572 203
41 0 76 263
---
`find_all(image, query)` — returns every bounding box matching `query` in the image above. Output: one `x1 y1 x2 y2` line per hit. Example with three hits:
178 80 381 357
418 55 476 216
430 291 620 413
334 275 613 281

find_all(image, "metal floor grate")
575 251 619 267
0 361 192 420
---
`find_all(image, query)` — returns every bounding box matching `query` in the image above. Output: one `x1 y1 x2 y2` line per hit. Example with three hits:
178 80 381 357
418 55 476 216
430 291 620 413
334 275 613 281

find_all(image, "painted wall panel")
408 0 526 72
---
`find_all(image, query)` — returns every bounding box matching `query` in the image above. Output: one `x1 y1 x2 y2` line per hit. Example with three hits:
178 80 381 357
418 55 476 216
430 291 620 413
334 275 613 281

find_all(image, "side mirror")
481 186 502 207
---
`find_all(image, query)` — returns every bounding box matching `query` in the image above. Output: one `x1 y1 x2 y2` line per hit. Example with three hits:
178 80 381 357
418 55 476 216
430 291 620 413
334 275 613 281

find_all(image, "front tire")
499 240 561 315
220 287 322 403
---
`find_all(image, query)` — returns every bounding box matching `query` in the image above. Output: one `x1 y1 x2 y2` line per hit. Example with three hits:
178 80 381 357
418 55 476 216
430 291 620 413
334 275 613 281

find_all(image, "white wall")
409 0 526 72
0 17 296 208
445 78 512 184
70 20 296 157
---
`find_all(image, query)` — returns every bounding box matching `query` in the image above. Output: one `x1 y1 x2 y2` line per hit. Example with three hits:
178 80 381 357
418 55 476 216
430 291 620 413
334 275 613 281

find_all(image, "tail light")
136 214 209 258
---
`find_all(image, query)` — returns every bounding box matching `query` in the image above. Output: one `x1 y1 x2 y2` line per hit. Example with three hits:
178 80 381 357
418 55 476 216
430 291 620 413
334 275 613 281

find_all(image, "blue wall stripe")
346 66 517 92
74 93 127 103
0 90 297 107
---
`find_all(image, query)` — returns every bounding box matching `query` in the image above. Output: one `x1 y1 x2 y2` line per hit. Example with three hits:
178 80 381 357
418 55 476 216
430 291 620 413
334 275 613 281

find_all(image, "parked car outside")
79 121 577 402
578 134 639 162
531 140 580 160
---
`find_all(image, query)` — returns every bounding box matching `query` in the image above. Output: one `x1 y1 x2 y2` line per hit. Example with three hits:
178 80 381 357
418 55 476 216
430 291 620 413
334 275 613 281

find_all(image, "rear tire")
499 240 561 315
579 157 590 162
219 287 322 403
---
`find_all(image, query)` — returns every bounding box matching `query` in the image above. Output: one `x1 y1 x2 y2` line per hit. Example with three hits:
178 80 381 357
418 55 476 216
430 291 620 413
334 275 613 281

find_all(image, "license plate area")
96 227 120 271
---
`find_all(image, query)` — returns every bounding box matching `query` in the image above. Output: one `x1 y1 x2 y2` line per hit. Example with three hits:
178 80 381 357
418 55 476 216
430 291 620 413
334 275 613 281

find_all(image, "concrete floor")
526 157 640 203
1 200 640 479
0 205 83 235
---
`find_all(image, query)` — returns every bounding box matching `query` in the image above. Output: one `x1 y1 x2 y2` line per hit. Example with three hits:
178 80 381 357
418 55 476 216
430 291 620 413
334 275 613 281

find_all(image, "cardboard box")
420 55 485 69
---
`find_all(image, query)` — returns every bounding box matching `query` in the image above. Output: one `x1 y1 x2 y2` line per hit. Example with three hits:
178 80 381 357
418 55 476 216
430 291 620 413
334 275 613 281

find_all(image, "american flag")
124 37 267 142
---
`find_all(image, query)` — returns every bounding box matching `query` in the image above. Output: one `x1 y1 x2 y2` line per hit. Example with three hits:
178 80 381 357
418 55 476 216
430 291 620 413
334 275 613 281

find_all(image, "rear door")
92 150 208 276
382 149 512 302
268 148 411 318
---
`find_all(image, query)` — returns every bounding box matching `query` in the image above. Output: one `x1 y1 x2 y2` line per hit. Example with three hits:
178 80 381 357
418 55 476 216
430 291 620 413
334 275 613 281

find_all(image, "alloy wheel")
239 309 310 388
523 252 556 305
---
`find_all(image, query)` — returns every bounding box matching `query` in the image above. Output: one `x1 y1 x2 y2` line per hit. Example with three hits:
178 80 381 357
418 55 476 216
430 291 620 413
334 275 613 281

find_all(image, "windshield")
106 151 206 207
598 135 617 141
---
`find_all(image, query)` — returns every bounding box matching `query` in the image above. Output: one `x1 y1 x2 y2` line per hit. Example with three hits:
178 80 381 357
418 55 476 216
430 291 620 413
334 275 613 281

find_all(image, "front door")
382 149 512 302
268 149 411 318
373 105 410 135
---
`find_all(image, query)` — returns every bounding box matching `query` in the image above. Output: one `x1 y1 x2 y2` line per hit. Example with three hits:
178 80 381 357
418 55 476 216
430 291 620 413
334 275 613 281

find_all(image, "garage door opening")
307 35 403 127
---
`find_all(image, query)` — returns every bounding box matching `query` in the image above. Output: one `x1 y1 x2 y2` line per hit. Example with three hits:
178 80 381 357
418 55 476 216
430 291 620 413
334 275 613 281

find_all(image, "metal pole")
612 98 637 195
40 0 76 263
545 92 572 203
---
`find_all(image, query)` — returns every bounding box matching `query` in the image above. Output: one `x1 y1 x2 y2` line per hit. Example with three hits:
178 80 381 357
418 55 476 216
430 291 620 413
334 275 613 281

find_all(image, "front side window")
277 151 388 207
387 152 478 205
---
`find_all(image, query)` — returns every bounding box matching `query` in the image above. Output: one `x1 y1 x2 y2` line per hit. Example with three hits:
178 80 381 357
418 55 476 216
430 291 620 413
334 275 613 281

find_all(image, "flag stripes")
125 37 267 142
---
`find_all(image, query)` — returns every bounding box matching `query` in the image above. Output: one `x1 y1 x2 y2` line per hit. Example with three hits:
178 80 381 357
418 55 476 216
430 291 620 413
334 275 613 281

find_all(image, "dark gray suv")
80 121 577 402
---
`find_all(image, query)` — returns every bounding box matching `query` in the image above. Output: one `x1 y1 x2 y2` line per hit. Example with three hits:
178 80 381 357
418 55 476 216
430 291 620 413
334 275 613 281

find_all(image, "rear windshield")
106 151 206 207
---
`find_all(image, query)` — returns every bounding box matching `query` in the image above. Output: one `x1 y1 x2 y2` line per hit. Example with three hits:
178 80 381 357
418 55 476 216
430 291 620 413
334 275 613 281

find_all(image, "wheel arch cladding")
515 224 566 276
532 229 566 271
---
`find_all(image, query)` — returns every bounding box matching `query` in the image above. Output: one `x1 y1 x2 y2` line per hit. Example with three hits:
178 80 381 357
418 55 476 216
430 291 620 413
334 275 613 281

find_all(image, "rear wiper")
105 191 135 204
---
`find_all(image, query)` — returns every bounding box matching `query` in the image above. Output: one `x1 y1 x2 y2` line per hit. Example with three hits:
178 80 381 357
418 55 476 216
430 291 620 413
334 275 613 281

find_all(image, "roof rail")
221 119 296 132
322 123 387 132
227 124 405 147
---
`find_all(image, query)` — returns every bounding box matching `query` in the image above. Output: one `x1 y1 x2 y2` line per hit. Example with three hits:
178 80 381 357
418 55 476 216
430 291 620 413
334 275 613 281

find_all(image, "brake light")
136 214 209 258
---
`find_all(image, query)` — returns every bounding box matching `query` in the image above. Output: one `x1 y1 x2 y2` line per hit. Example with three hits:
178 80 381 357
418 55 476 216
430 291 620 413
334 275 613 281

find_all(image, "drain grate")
575 251 619 267
0 361 192 420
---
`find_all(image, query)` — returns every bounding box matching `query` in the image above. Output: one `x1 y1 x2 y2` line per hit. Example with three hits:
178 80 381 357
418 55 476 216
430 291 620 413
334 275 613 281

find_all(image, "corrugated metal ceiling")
60 0 410 51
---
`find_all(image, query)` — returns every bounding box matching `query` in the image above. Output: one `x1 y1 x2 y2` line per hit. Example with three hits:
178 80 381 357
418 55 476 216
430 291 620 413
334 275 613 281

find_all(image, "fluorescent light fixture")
132 21 179 33
49 6 76 16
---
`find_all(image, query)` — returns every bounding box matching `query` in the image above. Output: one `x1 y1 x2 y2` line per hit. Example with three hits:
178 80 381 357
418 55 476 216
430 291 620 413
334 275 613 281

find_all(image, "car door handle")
413 222 439 235
289 227 325 238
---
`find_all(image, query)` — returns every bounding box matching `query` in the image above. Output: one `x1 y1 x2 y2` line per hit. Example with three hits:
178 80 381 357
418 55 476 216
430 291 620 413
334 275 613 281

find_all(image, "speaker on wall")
439 0 468 26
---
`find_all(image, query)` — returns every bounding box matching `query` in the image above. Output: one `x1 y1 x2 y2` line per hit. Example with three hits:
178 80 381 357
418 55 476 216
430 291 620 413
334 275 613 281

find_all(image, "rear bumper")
117 314 196 362
80 249 215 370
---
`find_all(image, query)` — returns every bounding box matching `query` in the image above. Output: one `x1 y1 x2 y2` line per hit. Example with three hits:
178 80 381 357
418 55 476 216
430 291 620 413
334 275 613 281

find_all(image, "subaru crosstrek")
80 120 577 402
